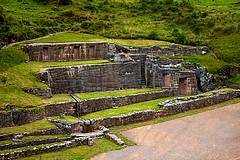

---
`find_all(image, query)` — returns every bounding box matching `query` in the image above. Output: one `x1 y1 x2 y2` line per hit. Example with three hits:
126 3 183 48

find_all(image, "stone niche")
177 72 198 95
25 42 108 62
39 62 143 94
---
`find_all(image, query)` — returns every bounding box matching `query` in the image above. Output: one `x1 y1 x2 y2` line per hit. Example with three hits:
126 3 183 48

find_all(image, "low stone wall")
0 102 74 128
23 87 52 98
86 90 240 129
0 137 90 160
76 90 174 116
0 137 71 150
0 128 64 141
162 90 240 114
109 44 209 56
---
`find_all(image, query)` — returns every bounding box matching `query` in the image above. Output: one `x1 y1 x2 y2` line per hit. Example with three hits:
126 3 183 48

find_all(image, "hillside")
0 0 240 62
0 0 239 107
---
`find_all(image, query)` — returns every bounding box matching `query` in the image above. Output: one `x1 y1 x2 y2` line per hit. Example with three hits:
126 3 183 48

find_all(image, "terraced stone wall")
39 62 143 94
25 42 108 62
88 90 240 129
109 44 209 56
0 102 74 128
76 90 174 116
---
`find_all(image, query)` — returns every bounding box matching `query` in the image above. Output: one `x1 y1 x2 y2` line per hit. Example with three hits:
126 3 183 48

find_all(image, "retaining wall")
110 44 209 56
25 42 108 62
0 90 172 127
0 102 74 128
76 90 174 116
40 62 143 94
87 90 240 129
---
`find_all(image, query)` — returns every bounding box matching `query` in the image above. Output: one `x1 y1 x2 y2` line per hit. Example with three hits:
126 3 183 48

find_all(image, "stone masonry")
39 62 142 94
25 42 108 62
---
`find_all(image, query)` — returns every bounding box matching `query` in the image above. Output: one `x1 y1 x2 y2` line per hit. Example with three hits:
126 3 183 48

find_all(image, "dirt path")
91 103 240 160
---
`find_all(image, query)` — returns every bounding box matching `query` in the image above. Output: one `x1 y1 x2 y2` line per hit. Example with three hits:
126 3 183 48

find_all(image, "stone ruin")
24 42 210 96
25 42 108 61
1 42 239 160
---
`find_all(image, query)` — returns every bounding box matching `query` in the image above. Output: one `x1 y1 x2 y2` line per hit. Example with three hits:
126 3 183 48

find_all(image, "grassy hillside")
0 0 239 108
1 0 239 62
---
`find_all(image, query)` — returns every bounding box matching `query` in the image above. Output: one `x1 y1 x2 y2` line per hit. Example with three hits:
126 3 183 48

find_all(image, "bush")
59 0 72 5
0 73 8 84
33 0 72 5
0 46 26 70
223 25 236 35
147 31 158 40
172 29 186 44
163 0 173 5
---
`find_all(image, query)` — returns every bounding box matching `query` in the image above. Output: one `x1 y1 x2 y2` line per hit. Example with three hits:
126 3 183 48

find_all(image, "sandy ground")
91 103 240 160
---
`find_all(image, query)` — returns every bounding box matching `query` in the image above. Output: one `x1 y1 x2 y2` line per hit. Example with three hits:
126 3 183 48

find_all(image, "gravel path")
91 103 240 160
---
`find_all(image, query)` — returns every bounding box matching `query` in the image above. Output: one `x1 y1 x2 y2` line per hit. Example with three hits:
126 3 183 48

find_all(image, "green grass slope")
0 0 239 108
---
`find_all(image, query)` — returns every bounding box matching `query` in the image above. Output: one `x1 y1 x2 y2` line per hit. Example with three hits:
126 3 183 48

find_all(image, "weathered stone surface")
109 44 209 56
23 87 52 98
0 102 75 128
104 132 125 146
39 62 143 94
25 42 108 62
146 56 199 95
0 137 90 160
0 137 71 150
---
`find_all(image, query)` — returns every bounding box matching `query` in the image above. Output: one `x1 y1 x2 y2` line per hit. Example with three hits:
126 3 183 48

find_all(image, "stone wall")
76 90 174 116
0 137 90 160
109 44 209 56
25 42 108 62
0 102 74 128
0 137 71 150
86 90 240 129
162 90 240 114
39 62 143 94
146 57 198 95
23 87 52 98
0 90 173 127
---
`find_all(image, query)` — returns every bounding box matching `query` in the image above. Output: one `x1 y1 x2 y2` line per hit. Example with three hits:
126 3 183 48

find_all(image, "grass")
81 88 234 119
29 32 172 47
0 119 56 135
160 54 228 73
81 97 174 120
0 142 63 154
52 116 79 123
210 33 240 64
22 134 68 141
75 88 160 100
0 59 110 108
20 138 122 160
0 140 12 145
229 74 240 85
19 97 240 160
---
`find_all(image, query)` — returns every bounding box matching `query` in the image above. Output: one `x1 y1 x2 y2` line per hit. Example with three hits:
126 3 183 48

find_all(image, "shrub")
223 25 236 35
0 73 8 84
147 31 158 40
59 0 72 5
0 46 26 70
172 29 186 44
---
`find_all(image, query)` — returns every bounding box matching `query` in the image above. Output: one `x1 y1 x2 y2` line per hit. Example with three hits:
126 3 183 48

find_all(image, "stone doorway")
179 77 188 95
163 74 172 88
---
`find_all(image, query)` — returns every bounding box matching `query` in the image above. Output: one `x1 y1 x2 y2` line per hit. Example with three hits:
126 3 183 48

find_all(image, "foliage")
0 46 26 71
